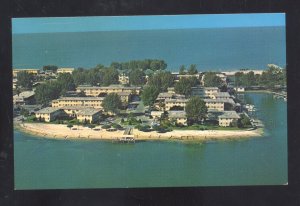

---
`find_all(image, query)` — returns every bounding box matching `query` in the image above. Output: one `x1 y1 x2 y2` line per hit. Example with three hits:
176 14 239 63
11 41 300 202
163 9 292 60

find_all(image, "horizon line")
12 25 285 35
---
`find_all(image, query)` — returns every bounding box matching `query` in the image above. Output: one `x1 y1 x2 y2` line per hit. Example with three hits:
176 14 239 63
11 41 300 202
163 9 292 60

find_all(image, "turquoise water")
12 27 286 70
14 93 287 189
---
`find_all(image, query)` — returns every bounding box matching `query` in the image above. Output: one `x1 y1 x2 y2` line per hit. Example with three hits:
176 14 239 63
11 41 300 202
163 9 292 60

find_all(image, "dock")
112 128 135 143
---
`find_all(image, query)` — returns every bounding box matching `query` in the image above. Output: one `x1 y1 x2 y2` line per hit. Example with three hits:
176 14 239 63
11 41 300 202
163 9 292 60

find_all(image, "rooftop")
168 111 186 118
54 97 105 101
61 106 93 110
36 107 62 114
218 111 240 119
204 98 235 104
165 98 188 103
204 87 219 90
214 92 231 98
115 91 132 96
77 108 101 116
77 85 141 90
157 92 174 98
13 91 35 99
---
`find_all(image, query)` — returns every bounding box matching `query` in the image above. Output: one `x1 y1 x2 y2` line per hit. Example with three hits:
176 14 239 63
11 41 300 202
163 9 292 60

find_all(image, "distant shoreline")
14 122 263 142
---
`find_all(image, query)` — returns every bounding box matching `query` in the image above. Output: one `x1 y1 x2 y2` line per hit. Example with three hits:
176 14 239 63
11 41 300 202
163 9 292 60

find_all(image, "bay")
14 93 287 189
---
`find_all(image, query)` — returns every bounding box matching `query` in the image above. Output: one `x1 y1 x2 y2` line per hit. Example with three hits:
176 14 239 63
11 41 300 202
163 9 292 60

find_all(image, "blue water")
12 27 286 70
14 93 287 189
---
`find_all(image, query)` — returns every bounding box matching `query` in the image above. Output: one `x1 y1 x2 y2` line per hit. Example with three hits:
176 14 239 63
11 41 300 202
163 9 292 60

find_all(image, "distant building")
168 111 187 126
150 111 164 119
191 86 205 97
218 111 240 127
212 92 231 99
118 74 129 85
76 108 101 123
76 85 141 97
52 97 104 109
156 92 174 101
165 99 188 111
167 87 175 94
115 92 132 103
204 87 220 98
13 91 35 105
204 98 235 112
13 69 40 78
216 73 228 84
61 106 90 117
35 107 64 122
57 68 74 74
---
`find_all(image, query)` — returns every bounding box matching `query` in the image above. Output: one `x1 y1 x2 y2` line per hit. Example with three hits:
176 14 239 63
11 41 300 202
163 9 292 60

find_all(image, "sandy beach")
15 122 263 142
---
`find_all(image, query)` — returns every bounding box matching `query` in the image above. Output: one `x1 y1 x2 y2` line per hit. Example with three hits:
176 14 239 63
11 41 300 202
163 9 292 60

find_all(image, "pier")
112 128 135 143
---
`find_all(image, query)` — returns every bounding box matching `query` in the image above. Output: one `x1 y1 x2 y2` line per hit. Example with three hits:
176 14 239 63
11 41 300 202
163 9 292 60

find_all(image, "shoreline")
14 122 263 142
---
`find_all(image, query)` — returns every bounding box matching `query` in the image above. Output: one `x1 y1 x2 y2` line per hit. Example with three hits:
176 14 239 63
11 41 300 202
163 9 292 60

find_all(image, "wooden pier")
112 128 136 143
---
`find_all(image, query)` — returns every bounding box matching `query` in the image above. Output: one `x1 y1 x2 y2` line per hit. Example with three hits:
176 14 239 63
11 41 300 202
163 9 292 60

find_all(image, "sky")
12 13 285 34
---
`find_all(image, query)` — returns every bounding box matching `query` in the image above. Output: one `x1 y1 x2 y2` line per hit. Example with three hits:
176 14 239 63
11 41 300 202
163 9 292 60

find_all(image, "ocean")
14 93 287 189
13 26 287 189
12 26 286 71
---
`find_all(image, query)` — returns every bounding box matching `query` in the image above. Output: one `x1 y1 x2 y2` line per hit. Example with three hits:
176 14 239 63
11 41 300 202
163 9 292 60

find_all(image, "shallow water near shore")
14 93 287 189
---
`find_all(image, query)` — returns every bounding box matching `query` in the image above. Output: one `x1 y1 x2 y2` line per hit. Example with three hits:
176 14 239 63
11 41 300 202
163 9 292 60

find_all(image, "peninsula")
13 60 286 142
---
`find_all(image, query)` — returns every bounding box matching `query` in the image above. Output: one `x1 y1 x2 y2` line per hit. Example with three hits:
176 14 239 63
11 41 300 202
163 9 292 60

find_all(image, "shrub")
102 124 111 129
139 125 151 132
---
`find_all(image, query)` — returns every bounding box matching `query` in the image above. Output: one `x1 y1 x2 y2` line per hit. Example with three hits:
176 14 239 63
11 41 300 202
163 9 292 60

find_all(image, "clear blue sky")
12 13 285 34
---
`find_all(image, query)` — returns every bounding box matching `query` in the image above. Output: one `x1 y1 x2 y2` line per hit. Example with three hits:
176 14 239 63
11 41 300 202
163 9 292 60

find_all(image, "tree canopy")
102 68 119 86
203 72 223 87
234 66 286 89
188 64 198 75
174 77 198 96
147 71 174 92
179 65 186 75
141 85 160 106
35 81 61 105
56 73 76 94
16 71 34 89
101 93 122 114
234 71 258 87
129 69 146 86
185 96 207 125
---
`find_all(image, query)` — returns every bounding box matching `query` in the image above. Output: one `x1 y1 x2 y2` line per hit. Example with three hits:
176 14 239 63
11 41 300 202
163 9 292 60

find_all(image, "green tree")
160 71 174 91
72 68 87 86
102 93 122 114
57 73 75 94
185 96 207 125
188 64 198 75
141 85 160 106
174 77 198 96
179 65 186 75
203 72 223 87
16 71 34 89
129 69 145 86
102 68 119 86
238 114 252 128
20 108 29 117
147 71 174 92
67 124 73 130
35 81 61 105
